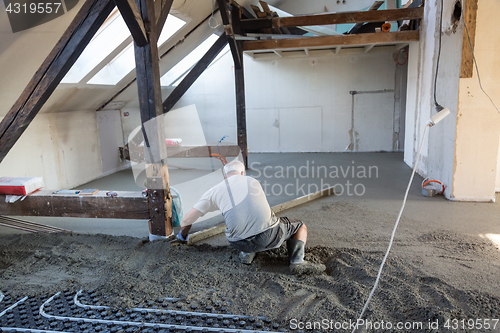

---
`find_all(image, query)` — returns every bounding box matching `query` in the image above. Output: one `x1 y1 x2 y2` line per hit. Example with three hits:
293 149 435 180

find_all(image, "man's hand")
175 208 201 244
176 230 189 243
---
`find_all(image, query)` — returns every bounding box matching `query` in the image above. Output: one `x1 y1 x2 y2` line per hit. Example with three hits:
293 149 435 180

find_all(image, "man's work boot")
239 251 256 265
287 239 325 275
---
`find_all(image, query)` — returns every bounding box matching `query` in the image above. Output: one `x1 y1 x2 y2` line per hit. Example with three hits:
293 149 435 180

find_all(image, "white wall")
167 53 237 146
168 50 402 152
120 105 210 147
404 0 462 199
245 53 398 152
0 110 103 190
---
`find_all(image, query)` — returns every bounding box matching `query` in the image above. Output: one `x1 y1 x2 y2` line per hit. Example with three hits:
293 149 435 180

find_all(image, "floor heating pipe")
43 292 280 333
75 290 248 319
0 297 27 318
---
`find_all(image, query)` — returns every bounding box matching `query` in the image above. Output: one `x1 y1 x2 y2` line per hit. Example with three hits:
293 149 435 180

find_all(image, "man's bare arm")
180 208 203 238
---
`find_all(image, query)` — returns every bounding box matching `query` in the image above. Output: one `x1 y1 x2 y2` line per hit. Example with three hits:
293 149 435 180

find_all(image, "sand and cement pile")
1 231 499 332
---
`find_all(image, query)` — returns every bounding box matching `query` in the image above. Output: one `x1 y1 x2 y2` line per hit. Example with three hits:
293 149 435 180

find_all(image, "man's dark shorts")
229 217 303 253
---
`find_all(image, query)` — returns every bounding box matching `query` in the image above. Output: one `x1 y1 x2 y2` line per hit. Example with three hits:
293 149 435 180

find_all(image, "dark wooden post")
133 0 172 238
217 0 248 168
234 41 248 169
216 0 242 69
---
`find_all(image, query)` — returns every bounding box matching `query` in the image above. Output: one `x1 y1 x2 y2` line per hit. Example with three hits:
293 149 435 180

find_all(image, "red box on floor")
0 177 44 195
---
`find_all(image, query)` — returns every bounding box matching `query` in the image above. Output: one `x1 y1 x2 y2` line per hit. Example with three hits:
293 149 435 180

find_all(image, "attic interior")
0 0 500 332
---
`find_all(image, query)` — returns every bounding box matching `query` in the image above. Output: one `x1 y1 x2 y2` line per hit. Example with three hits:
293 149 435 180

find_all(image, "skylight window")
158 15 186 46
161 34 220 87
87 44 135 85
171 44 230 87
81 15 186 86
61 12 131 84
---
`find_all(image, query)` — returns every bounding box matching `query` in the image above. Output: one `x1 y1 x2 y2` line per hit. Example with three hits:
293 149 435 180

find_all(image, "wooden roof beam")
156 0 174 36
163 34 228 113
239 7 423 31
114 0 148 46
348 0 385 34
242 30 419 52
217 0 243 69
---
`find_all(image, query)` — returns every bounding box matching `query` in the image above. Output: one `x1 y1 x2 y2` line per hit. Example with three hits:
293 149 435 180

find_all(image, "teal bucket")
170 187 183 227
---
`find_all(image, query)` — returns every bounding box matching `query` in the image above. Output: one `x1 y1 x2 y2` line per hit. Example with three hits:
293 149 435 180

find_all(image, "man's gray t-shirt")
193 175 278 242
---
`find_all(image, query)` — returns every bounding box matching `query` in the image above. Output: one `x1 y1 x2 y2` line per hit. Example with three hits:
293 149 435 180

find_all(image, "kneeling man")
177 160 325 275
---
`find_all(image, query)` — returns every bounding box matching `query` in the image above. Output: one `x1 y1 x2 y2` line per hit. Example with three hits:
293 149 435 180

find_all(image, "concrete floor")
203 153 500 251
1 153 499 244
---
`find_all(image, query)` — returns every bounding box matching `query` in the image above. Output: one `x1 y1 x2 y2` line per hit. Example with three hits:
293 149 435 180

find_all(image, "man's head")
223 160 245 177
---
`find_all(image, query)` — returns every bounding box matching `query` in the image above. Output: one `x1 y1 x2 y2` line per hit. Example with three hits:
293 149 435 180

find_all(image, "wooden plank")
134 0 172 237
259 1 282 34
398 0 423 29
242 30 420 51
163 34 228 113
251 4 266 19
187 185 337 244
156 0 174 36
272 186 336 213
460 0 478 78
280 7 423 28
114 0 148 46
259 1 271 14
228 0 255 19
217 0 243 69
0 191 149 219
0 0 115 164
249 2 273 33
170 145 240 158
347 0 385 34
239 7 423 31
186 223 226 245
123 145 241 161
